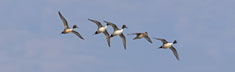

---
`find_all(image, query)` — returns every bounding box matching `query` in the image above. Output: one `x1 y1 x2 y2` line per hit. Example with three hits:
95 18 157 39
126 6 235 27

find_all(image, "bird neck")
120 29 124 31
104 26 108 29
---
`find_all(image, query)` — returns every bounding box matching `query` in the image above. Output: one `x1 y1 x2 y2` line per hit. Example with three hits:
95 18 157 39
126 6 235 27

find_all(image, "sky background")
0 0 235 72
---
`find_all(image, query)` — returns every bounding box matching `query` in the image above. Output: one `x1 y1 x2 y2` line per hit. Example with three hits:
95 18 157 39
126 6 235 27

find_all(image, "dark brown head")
122 25 128 29
73 25 78 29
144 32 148 35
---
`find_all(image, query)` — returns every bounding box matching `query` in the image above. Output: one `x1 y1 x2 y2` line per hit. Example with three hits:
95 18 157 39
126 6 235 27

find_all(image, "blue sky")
0 0 235 72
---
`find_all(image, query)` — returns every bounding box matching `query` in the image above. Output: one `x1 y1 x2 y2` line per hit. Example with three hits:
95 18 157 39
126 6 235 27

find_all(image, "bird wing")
127 33 142 35
144 36 153 43
72 30 84 40
120 33 126 50
103 30 111 47
154 38 168 44
170 46 180 61
58 11 69 28
104 21 119 31
88 19 103 27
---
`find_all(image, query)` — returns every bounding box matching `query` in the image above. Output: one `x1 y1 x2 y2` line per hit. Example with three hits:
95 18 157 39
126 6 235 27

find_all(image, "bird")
88 18 111 47
58 11 84 40
154 38 179 61
128 32 152 43
104 20 128 50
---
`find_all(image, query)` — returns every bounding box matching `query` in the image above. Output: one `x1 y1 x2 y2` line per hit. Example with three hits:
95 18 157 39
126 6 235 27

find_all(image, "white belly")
98 26 107 32
163 43 173 48
113 30 123 36
137 34 144 38
65 29 73 33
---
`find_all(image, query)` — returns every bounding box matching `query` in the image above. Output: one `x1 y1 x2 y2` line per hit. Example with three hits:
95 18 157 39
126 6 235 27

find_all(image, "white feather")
98 26 107 32
163 43 173 48
112 29 123 36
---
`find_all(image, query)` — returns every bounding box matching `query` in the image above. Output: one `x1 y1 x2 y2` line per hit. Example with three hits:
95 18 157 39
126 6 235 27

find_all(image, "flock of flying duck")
58 11 180 61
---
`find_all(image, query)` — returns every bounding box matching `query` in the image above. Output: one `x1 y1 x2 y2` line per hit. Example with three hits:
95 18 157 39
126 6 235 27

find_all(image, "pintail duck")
128 32 152 43
154 38 179 61
104 21 127 50
58 11 84 40
88 19 111 47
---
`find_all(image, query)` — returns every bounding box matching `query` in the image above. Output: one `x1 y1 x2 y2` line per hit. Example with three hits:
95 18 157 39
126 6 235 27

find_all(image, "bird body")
112 29 123 37
63 28 73 33
97 26 108 33
134 34 144 39
104 21 127 50
128 32 152 43
88 19 111 47
58 11 84 40
161 43 173 48
155 38 179 61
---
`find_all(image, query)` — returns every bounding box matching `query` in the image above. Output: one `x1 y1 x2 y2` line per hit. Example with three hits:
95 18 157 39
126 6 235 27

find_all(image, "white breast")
98 26 107 32
113 29 123 36
138 34 144 38
163 43 173 48
65 28 73 33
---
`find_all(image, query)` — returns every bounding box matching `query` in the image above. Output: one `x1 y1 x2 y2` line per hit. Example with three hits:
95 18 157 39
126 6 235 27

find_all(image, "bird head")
122 25 128 29
73 25 78 29
144 32 148 35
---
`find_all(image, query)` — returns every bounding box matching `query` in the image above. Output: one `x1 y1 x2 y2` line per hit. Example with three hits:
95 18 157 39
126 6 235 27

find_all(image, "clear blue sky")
0 0 235 72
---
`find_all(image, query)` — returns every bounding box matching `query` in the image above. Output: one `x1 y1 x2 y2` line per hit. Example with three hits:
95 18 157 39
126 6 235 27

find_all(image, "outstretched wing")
88 19 103 27
144 36 152 43
104 21 119 31
103 30 111 47
120 33 126 50
58 11 69 28
127 33 142 35
154 38 168 44
170 46 180 61
72 30 84 40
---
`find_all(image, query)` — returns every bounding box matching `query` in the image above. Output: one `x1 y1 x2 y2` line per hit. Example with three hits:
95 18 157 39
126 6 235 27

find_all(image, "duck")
128 32 152 43
58 11 84 40
104 21 127 50
154 38 179 61
88 19 111 47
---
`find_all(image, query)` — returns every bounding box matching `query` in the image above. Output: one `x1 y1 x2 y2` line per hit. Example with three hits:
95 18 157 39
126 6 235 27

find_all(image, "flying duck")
88 19 111 47
154 38 179 61
128 32 152 43
104 21 127 50
58 11 84 40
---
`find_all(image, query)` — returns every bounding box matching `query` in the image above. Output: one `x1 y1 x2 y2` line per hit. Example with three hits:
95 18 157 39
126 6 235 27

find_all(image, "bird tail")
133 37 137 40
93 31 99 35
110 34 114 37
